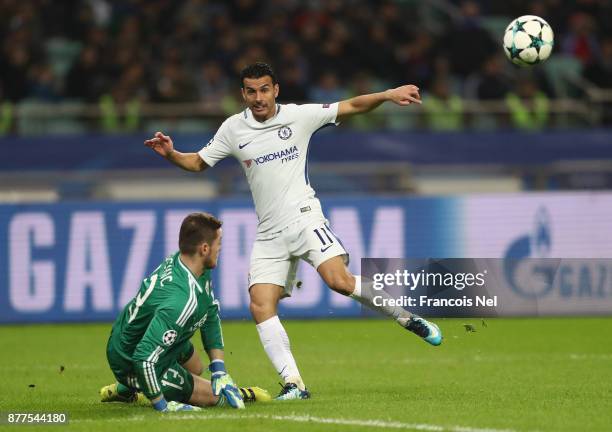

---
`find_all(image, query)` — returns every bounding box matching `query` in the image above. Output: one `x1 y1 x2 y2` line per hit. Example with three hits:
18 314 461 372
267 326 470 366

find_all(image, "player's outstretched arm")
144 131 209 172
337 85 422 121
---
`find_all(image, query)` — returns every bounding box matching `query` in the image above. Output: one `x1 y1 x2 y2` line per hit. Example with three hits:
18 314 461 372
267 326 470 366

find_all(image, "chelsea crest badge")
278 126 292 140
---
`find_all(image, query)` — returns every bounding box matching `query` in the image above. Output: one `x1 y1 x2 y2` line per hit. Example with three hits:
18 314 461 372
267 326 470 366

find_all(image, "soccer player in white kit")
145 63 442 400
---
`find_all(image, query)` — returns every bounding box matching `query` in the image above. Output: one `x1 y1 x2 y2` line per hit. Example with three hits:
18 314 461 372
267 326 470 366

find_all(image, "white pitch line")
72 412 520 432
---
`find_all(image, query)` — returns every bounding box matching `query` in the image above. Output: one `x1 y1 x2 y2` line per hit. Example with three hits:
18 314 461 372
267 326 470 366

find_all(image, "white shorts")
248 217 349 297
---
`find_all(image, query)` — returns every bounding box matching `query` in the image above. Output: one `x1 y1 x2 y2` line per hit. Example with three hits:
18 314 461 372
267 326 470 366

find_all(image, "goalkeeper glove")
209 360 245 409
152 397 201 412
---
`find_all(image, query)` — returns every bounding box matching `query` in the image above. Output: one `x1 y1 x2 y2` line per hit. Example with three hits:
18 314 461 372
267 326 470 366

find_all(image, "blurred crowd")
1 0 612 131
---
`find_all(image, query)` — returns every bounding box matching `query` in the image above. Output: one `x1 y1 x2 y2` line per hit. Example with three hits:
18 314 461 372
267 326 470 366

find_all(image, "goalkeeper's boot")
100 383 146 403
239 386 272 403
275 382 311 401
401 316 443 346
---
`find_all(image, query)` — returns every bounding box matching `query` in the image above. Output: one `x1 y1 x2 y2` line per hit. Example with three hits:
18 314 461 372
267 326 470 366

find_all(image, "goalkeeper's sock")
256 316 305 391
116 382 135 398
350 275 413 322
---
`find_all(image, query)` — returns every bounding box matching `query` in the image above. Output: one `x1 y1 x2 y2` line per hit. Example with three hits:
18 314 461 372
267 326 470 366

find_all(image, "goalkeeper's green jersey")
108 252 223 399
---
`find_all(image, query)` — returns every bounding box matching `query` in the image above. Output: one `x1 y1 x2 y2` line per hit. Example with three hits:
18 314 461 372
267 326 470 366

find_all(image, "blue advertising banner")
2 192 611 323
0 197 458 323
2 130 612 172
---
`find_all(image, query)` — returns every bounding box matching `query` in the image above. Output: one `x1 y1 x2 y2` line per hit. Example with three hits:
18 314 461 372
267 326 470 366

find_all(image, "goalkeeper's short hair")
179 212 222 254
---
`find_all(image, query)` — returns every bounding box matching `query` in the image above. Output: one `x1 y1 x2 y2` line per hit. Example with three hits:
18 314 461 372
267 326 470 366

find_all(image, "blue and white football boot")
401 316 443 346
275 382 311 401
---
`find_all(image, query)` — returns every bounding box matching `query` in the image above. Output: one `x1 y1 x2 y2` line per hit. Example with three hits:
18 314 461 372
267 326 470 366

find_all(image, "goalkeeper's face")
203 228 222 269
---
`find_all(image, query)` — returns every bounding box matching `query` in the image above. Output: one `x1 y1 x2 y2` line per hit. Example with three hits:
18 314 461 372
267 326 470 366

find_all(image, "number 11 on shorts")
313 226 334 252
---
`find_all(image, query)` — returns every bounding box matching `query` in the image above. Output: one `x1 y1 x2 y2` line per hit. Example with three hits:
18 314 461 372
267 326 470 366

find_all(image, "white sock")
256 316 305 390
350 275 413 322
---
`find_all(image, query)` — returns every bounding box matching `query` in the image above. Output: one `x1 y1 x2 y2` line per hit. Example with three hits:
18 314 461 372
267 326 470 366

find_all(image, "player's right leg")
161 363 270 407
248 235 310 400
185 373 217 407
249 282 310 400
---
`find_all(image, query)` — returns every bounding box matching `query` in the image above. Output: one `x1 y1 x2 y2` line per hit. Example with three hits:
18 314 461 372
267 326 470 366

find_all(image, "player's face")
241 76 279 121
204 228 222 269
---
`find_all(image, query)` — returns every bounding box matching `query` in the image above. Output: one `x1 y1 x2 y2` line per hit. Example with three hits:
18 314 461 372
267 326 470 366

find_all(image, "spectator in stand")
506 76 550 130
442 1 496 77
65 45 108 102
0 44 32 102
0 0 610 131
423 77 464 131
308 71 346 104
275 40 309 84
346 72 387 130
99 62 148 133
562 12 600 65
196 60 230 109
151 62 198 104
28 63 61 102
0 84 14 135
277 64 308 103
583 36 612 89
475 55 511 100
584 36 612 124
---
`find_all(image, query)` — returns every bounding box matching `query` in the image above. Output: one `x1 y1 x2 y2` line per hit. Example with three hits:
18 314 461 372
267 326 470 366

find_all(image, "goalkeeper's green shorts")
107 340 195 403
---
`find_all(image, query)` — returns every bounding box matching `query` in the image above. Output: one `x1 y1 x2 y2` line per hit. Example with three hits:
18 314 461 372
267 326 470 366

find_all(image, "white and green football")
503 15 554 66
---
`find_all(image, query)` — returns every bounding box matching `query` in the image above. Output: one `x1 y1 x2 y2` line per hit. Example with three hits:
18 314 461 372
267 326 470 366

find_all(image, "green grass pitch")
1 318 611 431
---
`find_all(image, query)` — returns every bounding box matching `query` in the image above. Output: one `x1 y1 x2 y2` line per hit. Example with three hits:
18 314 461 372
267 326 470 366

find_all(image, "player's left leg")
317 255 442 346
302 220 442 346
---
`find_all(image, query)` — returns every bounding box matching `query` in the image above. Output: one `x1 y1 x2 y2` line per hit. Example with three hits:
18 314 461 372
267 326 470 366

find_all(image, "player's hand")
209 360 245 409
144 131 175 158
212 373 244 409
152 396 202 412
386 85 422 106
165 401 202 412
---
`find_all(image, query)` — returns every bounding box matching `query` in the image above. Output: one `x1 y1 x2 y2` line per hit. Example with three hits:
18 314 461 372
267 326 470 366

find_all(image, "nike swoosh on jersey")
320 245 333 252
238 141 252 149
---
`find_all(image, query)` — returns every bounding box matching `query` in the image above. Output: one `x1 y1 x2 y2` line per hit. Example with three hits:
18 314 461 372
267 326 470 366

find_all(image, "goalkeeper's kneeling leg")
188 374 271 408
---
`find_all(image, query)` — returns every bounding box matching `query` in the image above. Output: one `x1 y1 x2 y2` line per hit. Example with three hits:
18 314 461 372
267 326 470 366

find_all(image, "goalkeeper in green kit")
101 212 270 412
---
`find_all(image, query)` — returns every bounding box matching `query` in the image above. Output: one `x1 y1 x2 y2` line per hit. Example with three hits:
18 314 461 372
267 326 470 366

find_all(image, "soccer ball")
503 15 554 66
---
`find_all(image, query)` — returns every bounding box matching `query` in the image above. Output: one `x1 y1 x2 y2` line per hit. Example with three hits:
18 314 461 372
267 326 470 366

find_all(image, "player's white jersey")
198 103 338 236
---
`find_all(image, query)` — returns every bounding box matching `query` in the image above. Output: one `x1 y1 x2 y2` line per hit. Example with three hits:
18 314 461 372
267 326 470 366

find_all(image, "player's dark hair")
240 62 277 88
179 212 222 255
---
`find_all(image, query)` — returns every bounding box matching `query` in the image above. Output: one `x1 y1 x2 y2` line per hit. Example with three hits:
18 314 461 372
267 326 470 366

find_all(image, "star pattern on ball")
509 44 522 59
513 20 526 33
529 33 545 49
